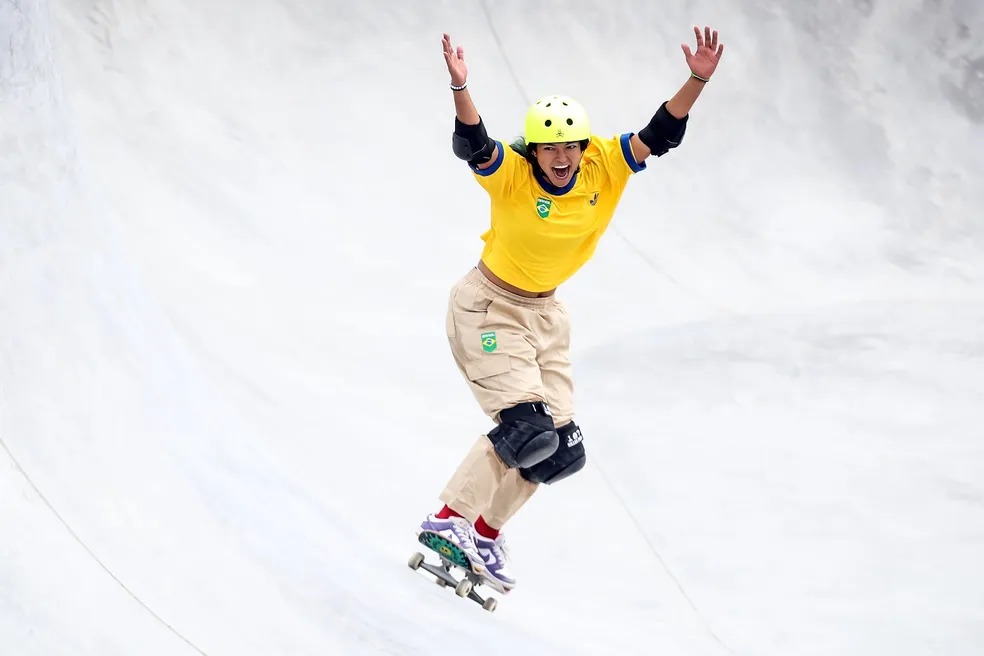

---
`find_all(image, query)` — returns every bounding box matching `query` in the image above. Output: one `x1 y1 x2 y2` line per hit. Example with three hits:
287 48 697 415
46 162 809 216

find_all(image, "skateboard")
409 530 499 612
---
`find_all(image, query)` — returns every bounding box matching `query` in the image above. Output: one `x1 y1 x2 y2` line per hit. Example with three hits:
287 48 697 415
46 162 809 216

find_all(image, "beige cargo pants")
439 267 574 529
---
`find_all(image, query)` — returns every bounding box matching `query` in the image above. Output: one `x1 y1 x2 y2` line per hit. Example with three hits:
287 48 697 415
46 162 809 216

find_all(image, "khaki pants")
439 267 574 528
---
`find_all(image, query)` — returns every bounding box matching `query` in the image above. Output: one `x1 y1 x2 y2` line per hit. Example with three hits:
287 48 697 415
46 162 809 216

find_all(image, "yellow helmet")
524 95 591 144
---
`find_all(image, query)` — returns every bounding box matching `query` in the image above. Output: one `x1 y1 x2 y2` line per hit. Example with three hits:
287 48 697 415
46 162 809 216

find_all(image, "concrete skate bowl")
1 0 982 655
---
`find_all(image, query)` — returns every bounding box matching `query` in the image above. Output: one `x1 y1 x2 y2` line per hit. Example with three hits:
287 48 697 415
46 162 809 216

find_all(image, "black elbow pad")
637 102 689 157
452 117 496 164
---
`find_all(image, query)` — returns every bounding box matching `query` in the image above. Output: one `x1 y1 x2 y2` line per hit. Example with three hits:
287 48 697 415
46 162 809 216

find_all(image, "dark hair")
509 137 533 161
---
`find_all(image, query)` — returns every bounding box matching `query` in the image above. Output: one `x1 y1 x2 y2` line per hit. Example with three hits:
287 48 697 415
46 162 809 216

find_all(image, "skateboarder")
417 27 725 593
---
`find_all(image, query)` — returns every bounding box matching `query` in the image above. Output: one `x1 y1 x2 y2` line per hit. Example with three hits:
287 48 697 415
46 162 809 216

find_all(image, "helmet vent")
566 118 574 125
544 119 552 127
545 102 552 107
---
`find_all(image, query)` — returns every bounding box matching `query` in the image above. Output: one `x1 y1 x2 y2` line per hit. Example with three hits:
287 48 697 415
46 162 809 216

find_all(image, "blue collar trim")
534 168 578 196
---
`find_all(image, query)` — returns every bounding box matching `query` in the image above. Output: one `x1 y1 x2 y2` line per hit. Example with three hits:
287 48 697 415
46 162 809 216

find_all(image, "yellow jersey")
470 134 646 292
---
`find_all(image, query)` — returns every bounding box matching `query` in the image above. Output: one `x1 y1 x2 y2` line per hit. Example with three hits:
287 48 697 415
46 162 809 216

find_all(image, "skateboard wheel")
483 598 497 612
455 579 473 597
408 552 424 570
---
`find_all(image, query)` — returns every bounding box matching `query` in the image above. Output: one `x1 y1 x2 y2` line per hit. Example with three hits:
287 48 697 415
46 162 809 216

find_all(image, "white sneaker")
474 533 516 592
417 514 486 574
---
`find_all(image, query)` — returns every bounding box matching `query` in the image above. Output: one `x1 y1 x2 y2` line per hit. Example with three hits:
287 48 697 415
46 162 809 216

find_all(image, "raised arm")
442 33 499 170
629 26 725 163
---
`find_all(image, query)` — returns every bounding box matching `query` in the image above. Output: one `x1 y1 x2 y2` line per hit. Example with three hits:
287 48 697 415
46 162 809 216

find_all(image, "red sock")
435 505 463 520
474 516 499 540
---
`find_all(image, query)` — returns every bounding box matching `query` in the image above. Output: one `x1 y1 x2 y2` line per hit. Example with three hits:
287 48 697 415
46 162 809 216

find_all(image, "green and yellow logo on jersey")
481 332 498 352
536 197 552 219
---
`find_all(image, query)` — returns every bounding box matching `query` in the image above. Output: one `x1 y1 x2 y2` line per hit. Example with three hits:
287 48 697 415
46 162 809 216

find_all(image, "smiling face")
532 141 585 187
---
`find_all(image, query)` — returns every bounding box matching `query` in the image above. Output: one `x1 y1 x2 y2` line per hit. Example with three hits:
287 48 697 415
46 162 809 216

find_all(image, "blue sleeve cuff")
620 133 646 173
470 140 505 176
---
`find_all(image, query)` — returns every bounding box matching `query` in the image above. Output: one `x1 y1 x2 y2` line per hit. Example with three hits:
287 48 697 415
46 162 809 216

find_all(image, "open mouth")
551 165 571 181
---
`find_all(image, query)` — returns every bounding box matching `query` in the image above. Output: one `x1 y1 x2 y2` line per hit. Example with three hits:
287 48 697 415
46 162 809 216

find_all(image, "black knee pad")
486 402 559 469
520 421 586 485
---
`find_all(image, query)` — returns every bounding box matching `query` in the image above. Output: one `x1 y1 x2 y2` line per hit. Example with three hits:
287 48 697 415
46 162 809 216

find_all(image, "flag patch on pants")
481 332 497 352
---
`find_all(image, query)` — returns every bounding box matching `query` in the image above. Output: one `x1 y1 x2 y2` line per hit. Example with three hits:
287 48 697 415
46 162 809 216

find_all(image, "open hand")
682 26 724 80
442 33 468 87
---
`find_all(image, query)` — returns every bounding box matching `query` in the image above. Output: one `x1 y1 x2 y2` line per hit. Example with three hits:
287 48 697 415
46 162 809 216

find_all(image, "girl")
417 27 724 594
